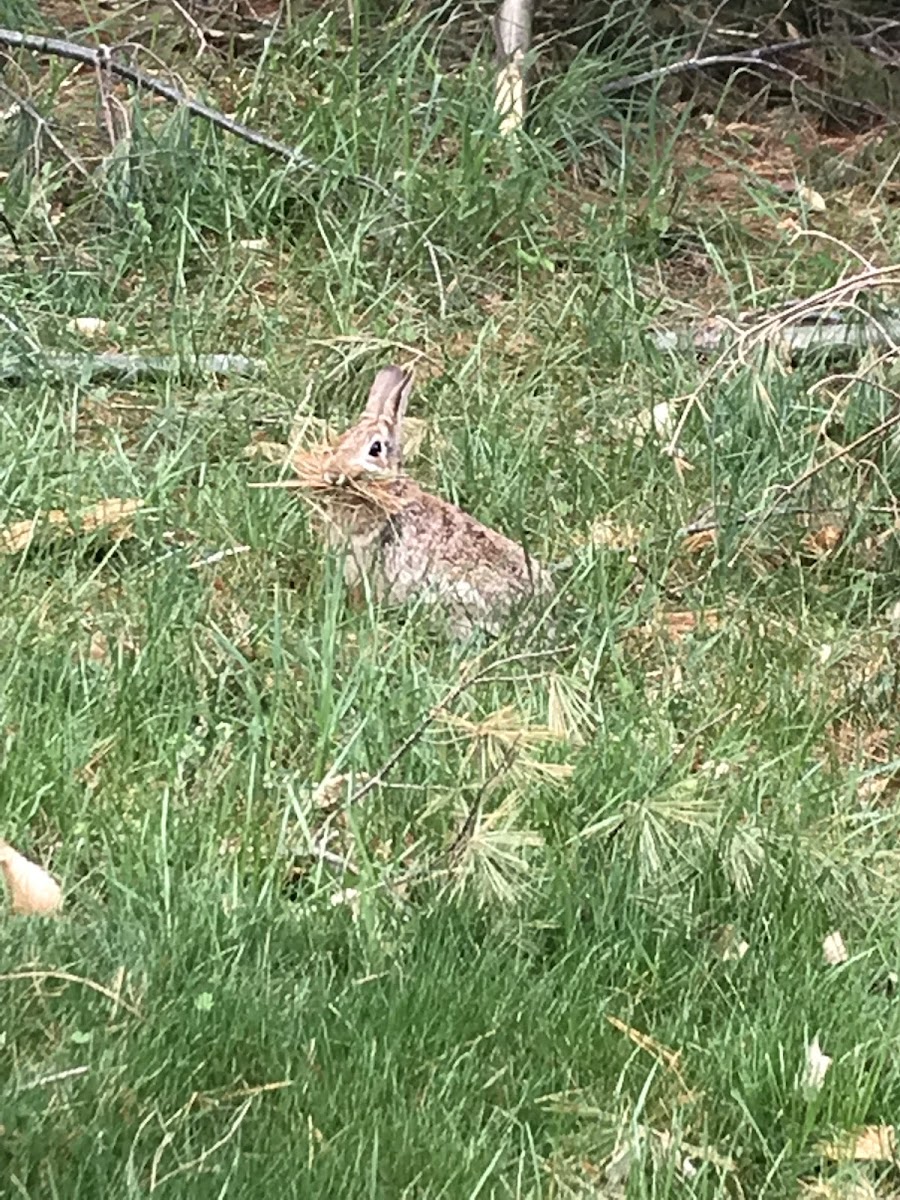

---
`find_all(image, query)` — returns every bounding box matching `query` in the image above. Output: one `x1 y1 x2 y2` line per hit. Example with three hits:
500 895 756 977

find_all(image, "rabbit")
310 364 555 638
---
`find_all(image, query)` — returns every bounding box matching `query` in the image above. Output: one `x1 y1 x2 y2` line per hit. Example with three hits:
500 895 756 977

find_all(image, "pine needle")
438 704 573 787
448 793 543 907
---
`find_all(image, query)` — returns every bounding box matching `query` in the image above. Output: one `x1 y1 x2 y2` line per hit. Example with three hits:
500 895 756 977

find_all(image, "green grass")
3 3 900 1196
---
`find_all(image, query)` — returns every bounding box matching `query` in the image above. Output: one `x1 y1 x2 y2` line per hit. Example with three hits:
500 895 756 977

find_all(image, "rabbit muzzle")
322 466 349 486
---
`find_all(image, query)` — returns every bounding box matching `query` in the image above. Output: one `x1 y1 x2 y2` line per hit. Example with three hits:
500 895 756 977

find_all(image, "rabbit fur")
313 365 555 638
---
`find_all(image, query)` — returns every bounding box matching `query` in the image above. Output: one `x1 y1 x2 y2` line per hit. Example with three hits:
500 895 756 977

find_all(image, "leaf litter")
817 1125 897 1163
0 498 143 554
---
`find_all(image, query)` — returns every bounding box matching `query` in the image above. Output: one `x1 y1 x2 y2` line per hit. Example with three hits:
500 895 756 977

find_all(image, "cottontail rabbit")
311 365 555 638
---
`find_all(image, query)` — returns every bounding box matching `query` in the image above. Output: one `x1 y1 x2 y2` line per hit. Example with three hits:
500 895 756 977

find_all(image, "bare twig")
0 28 390 198
664 263 900 458
0 82 91 177
607 1014 689 1089
600 23 900 95
150 1097 255 1190
0 969 141 1017
164 0 210 59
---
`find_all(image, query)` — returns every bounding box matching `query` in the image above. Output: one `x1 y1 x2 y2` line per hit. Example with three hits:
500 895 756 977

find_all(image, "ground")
1 3 900 1197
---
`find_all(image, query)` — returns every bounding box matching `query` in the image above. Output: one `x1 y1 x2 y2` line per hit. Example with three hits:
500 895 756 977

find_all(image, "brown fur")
308 366 554 637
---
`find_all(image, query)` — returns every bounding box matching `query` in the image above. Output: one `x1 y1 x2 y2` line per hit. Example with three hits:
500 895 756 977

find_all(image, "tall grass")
2 3 900 1195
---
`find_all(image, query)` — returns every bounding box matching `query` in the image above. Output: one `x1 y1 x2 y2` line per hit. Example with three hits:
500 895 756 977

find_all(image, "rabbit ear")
364 366 414 423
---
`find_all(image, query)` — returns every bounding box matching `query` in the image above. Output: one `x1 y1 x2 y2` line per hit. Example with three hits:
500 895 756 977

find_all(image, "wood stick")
600 23 900 95
493 0 533 133
0 28 390 198
0 351 266 382
650 311 900 356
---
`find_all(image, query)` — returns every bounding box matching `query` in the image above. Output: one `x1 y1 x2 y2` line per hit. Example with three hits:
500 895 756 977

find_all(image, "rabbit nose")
323 467 345 485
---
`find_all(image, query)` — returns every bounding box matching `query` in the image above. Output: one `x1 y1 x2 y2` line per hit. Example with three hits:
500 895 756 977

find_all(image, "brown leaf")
310 772 364 810
682 529 717 554
478 291 506 316
802 525 844 558
0 840 63 915
658 609 721 641
0 499 142 554
88 630 110 663
77 498 143 533
0 512 68 553
817 1125 896 1162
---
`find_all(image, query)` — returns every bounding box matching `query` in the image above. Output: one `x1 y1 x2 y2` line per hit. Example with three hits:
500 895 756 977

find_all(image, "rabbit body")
315 366 554 637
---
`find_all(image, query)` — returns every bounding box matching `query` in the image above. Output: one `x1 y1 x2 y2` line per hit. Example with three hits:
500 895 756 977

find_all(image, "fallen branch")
600 23 900 95
664 263 900 459
650 308 900 357
0 351 266 382
0 28 390 198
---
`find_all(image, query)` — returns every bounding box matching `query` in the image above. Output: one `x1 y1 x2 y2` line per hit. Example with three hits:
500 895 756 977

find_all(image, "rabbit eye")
369 440 383 457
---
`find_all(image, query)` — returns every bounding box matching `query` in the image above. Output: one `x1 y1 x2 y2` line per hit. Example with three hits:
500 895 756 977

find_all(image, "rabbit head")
323 365 413 484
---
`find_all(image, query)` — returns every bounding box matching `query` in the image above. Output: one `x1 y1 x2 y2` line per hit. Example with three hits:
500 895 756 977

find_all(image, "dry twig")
664 263 900 458
0 82 91 177
600 23 900 95
0 969 141 1017
0 29 389 198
